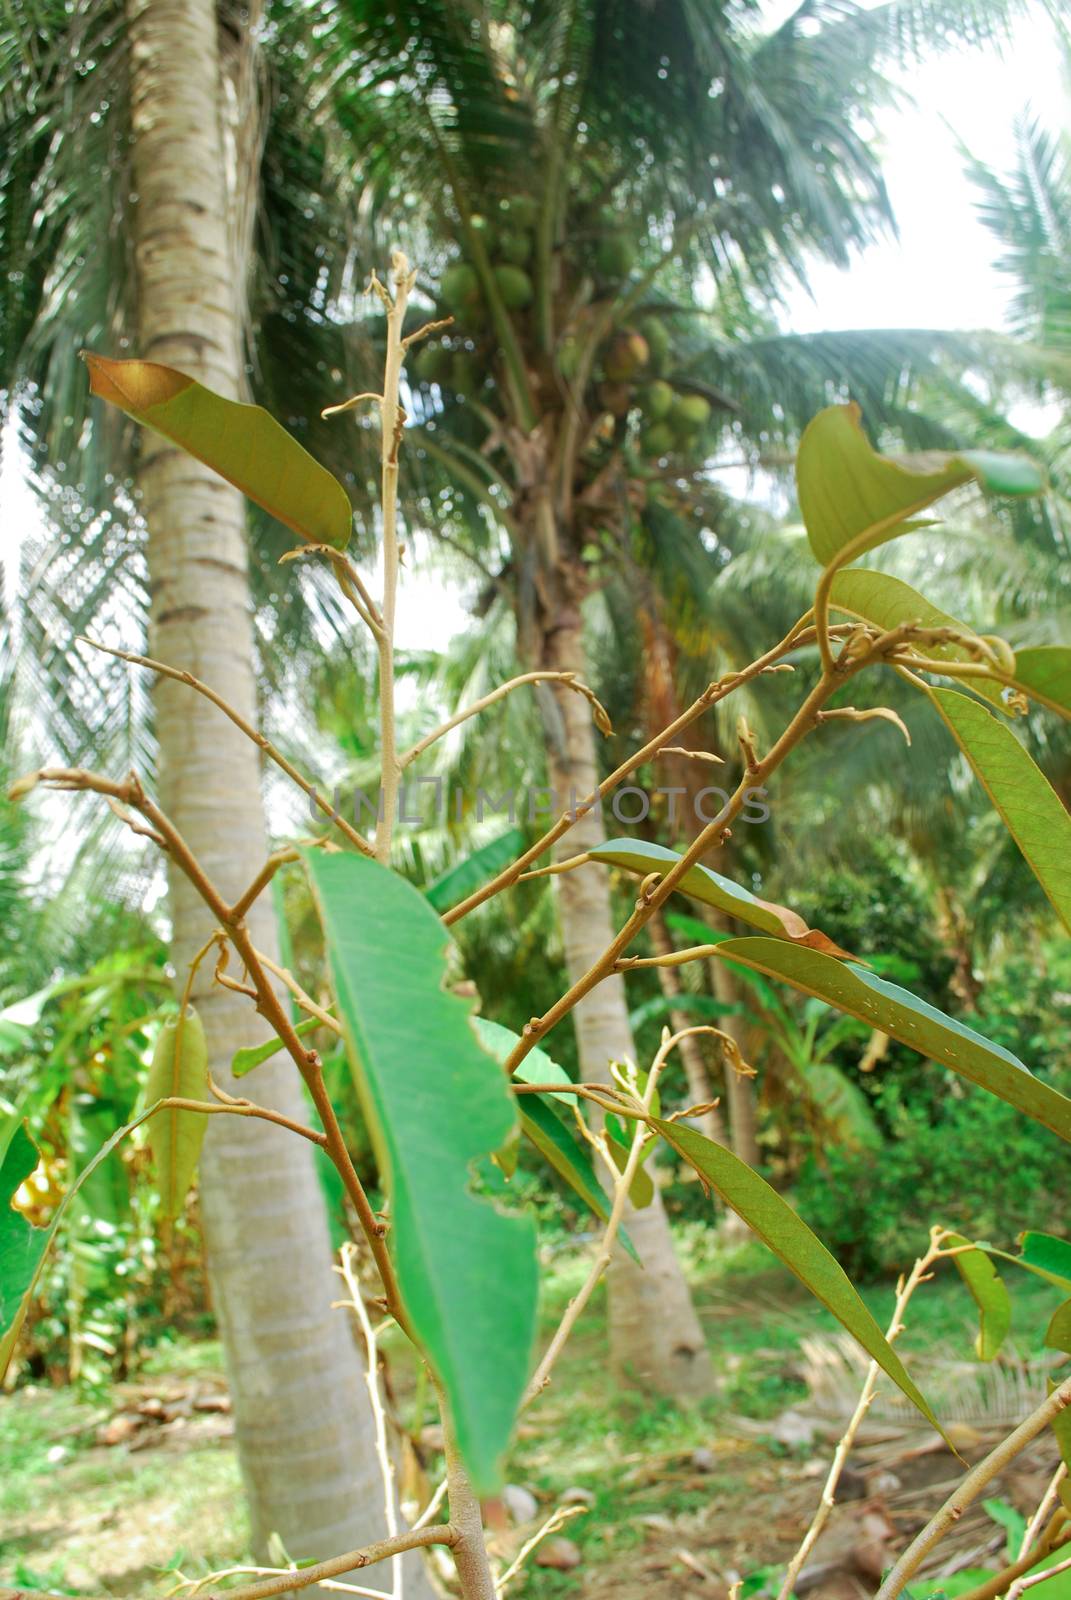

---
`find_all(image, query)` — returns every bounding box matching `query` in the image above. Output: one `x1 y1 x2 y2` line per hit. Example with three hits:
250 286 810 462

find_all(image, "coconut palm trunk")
538 599 713 1398
126 0 428 1572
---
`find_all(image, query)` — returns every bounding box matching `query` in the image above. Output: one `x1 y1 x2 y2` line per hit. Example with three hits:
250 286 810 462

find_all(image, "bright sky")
1 7 1065 639
784 4 1066 336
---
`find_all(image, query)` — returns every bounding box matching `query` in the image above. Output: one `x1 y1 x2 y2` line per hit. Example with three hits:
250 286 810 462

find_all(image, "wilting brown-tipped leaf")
945 1233 1011 1360
714 938 1071 1142
798 404 1044 566
589 839 854 957
652 1119 944 1438
83 354 353 550
932 688 1071 932
144 1007 210 1219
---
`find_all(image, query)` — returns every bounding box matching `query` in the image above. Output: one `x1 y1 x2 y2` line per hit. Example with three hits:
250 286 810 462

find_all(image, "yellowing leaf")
797 404 1044 566
83 354 353 550
932 687 1071 932
144 1007 210 1220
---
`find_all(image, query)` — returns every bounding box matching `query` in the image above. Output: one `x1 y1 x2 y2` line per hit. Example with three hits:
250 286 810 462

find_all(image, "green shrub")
795 1079 1071 1279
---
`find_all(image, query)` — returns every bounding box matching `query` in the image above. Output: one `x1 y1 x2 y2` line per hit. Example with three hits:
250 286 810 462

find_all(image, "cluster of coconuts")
413 197 541 397
594 317 712 461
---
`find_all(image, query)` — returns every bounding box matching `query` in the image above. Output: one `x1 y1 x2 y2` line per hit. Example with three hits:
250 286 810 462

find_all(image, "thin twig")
254 948 342 1035
336 1244 404 1600
165 1526 457 1600
1007 1467 1069 1599
520 1026 695 1406
78 638 375 858
443 626 826 926
398 672 609 770
875 1377 1071 1599
778 1227 954 1600
495 1505 588 1595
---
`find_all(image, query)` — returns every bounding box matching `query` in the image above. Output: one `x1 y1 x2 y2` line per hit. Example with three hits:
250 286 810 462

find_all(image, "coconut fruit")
640 423 675 458
497 229 532 266
414 344 453 387
503 195 539 230
670 393 712 433
639 379 673 420
639 317 671 373
596 234 635 280
603 328 649 381
441 262 480 314
450 352 482 398
494 264 534 310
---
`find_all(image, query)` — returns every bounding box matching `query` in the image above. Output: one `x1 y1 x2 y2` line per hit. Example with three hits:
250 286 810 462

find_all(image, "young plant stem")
78 637 374 856
874 1375 1071 1599
336 1244 404 1600
1007 1465 1069 1598
521 1026 693 1406
149 1094 326 1147
502 654 852 1076
434 1377 499 1600
443 625 847 926
398 670 609 769
28 766 414 1343
177 1526 457 1600
777 1227 955 1600
373 253 416 865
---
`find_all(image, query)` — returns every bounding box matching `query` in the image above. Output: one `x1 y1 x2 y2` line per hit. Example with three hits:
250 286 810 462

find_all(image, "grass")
1 1234 1064 1598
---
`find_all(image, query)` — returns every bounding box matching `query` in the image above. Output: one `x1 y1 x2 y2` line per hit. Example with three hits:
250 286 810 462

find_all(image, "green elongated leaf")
932 688 1071 932
665 912 729 947
982 1498 1026 1562
302 850 537 1491
590 839 853 958
829 570 1005 707
472 1018 575 1104
1013 647 1071 721
605 1116 655 1209
424 828 526 913
945 1233 1011 1361
628 992 739 1033
1046 1299 1071 1354
1012 1232 1071 1291
144 1008 210 1220
797 403 1044 566
471 1018 640 1260
2 1112 148 1378
83 354 353 550
232 1012 323 1079
651 1118 943 1437
0 1123 50 1374
0 1019 30 1056
714 938 1071 1142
